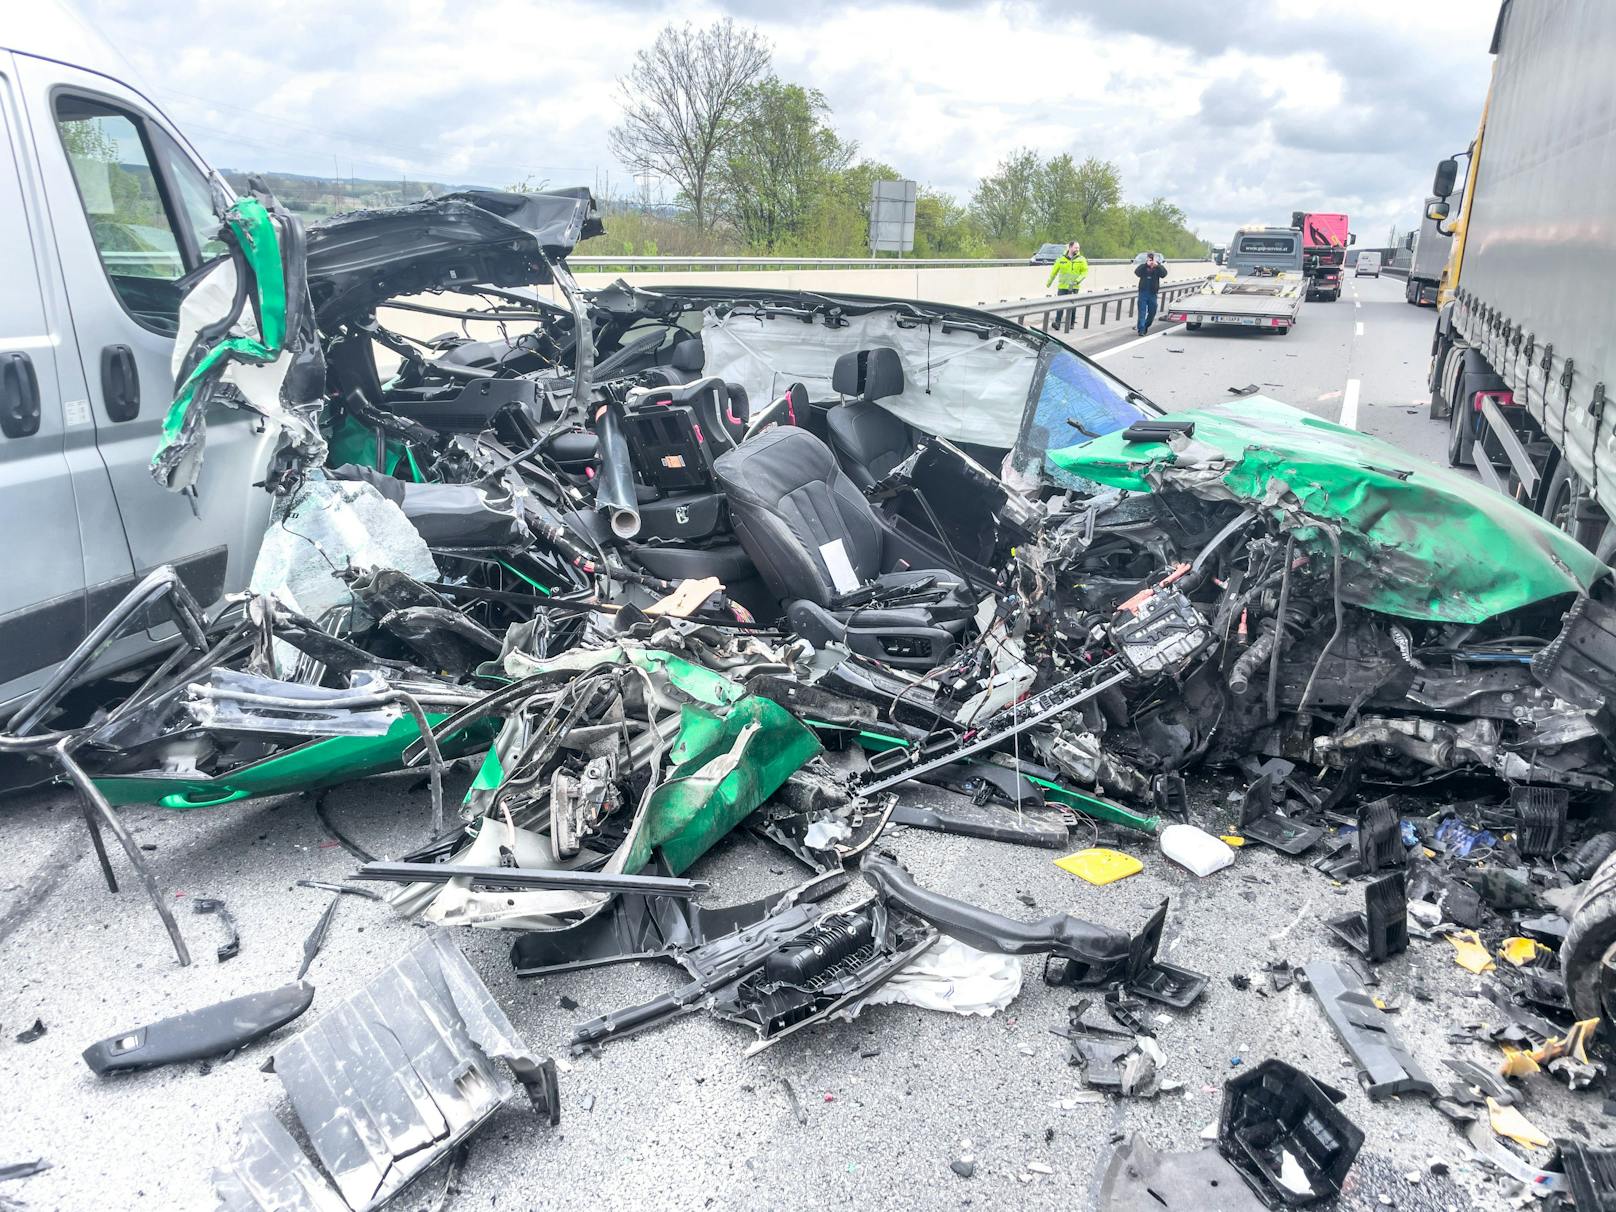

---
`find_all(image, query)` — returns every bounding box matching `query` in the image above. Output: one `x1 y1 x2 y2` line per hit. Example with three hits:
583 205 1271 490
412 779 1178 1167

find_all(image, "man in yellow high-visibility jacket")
1046 242 1088 332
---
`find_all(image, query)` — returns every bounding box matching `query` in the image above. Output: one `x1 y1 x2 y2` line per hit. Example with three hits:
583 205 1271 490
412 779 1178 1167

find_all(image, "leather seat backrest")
826 347 911 490
714 427 885 608
831 347 903 402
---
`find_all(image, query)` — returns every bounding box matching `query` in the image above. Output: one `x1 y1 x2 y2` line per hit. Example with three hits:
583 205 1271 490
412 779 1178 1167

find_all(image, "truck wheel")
1540 459 1607 550
1563 850 1616 1019
1447 394 1475 466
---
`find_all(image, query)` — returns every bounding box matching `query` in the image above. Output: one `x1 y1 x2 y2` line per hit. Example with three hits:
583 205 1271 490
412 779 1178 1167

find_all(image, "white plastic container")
1159 824 1236 876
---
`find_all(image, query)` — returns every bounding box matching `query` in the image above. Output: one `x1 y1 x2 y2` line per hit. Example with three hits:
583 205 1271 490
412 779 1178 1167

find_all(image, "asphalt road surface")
0 272 1576 1212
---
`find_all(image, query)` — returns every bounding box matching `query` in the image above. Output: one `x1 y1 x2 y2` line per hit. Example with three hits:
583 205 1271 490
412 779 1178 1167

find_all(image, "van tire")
1563 849 1616 1020
1186 321 1202 331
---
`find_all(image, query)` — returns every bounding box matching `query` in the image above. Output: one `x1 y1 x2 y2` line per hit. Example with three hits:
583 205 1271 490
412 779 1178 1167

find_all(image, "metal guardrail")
978 277 1214 333
566 254 1163 271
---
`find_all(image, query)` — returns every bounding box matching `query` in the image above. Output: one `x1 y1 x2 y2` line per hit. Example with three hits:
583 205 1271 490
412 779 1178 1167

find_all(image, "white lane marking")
1093 323 1186 359
1354 300 1362 308
1339 378 1361 429
1355 321 1364 336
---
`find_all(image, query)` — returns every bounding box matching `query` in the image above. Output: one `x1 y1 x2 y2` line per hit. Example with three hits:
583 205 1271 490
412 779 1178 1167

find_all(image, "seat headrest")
670 339 705 372
831 347 904 402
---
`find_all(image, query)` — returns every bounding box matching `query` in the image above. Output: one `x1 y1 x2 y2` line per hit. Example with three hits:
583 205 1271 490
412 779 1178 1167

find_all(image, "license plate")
1214 315 1258 325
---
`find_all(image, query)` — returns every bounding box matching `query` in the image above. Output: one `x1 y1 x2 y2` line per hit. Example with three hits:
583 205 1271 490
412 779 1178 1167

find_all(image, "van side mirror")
1427 201 1451 222
1433 158 1459 198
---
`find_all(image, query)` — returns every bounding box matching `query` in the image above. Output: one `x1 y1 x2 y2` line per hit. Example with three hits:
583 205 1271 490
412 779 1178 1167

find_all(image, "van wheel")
1278 325 1292 336
1447 394 1475 467
1186 321 1202 331
1563 850 1616 1019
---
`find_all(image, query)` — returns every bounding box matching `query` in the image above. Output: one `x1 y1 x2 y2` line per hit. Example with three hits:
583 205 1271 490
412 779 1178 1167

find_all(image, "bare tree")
609 19 771 235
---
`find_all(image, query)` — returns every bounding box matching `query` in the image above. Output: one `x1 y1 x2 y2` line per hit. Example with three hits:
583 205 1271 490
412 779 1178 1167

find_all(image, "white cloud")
69 0 1498 242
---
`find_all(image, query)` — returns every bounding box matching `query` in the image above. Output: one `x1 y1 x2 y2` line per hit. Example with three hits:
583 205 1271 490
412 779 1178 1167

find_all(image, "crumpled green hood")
1048 397 1609 624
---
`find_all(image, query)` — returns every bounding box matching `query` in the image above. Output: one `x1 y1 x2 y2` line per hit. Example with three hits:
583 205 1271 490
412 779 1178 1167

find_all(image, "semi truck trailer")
1403 196 1450 307
1426 0 1616 1025
1429 0 1616 561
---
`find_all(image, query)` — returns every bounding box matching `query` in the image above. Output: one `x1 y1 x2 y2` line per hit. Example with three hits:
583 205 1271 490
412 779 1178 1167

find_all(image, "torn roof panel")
305 189 601 326
1048 396 1609 623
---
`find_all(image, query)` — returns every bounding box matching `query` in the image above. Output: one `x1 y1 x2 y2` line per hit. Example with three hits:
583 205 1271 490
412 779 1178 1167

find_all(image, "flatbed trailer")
1165 226 1305 335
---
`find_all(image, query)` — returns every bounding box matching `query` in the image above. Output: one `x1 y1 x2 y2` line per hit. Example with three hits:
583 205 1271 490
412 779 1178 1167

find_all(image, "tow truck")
1165 226 1306 336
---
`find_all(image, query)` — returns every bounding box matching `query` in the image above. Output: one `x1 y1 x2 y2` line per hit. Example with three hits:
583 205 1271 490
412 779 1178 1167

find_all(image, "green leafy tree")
713 80 853 251
969 148 1041 243
1072 157 1123 231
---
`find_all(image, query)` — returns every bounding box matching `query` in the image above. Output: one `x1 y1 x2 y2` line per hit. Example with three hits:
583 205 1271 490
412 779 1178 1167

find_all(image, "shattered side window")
1012 345 1150 487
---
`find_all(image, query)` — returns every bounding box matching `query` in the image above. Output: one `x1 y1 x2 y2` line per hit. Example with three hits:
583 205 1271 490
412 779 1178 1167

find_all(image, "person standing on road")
1134 252 1169 335
1047 241 1088 332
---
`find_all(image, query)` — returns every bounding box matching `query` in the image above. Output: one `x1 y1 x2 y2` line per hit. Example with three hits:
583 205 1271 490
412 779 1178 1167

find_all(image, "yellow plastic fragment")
1531 1017 1600 1065
1220 835 1247 847
1447 930 1496 973
1054 848 1143 886
1498 937 1550 967
1497 1046 1540 1078
1486 1098 1551 1149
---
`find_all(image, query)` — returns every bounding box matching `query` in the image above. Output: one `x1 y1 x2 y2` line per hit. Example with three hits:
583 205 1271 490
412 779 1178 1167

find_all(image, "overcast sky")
72 0 1500 243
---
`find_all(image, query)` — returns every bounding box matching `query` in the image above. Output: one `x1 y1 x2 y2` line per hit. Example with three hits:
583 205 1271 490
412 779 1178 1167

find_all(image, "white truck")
1 5 279 713
1163 226 1306 336
1401 196 1450 307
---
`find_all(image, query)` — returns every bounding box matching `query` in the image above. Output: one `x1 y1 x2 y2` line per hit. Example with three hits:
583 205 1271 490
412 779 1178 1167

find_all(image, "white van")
1355 251 1382 278
0 3 277 710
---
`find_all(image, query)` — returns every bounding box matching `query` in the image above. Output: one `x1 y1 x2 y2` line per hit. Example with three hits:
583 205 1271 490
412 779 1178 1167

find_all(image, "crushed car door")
15 59 279 617
0 55 90 705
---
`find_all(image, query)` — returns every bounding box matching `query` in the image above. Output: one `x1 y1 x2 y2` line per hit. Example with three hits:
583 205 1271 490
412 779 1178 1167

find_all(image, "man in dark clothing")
1134 253 1169 335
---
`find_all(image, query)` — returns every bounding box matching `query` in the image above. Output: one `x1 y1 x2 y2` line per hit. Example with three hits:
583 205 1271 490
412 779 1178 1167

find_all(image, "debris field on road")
4 185 1616 1211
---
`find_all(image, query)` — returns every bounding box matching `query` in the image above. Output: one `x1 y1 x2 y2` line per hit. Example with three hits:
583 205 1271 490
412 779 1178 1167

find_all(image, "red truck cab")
1295 211 1350 302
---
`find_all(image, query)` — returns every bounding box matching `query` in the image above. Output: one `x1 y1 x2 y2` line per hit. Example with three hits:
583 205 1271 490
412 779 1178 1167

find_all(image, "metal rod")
54 740 191 966
352 861 709 897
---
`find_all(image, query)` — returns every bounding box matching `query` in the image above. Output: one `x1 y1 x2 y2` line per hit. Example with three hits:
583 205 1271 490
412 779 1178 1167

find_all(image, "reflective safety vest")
1048 253 1088 290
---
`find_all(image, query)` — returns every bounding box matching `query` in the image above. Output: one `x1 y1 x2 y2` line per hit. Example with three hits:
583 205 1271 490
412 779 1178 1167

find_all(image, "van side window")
150 124 227 262
54 95 190 334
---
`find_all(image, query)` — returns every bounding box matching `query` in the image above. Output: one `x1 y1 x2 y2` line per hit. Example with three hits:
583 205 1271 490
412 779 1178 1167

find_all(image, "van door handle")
0 352 41 439
101 345 140 422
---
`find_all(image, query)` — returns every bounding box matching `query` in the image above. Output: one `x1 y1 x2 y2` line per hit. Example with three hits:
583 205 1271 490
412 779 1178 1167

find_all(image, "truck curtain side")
1429 0 1616 559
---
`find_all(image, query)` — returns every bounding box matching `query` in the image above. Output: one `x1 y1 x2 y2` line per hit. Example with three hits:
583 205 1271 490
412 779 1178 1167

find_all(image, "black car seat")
714 426 972 669
641 336 706 387
825 347 914 491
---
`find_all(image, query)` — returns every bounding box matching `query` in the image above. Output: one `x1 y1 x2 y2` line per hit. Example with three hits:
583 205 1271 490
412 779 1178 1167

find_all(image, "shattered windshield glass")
1011 344 1153 487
